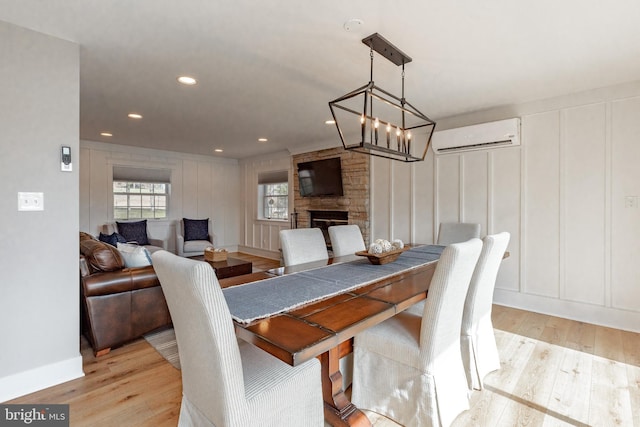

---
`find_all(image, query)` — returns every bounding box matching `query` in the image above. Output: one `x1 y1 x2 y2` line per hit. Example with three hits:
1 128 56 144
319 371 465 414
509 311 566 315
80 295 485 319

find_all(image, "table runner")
222 245 445 324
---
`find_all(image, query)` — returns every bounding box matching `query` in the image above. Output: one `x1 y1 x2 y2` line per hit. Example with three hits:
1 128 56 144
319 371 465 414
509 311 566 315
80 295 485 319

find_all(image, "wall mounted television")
297 157 344 197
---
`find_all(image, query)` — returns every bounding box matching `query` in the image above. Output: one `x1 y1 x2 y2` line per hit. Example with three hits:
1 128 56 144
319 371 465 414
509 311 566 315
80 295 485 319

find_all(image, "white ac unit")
431 118 521 154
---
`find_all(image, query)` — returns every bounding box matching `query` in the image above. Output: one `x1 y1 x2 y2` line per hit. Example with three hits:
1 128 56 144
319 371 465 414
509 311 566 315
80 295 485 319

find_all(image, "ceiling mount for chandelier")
329 33 436 162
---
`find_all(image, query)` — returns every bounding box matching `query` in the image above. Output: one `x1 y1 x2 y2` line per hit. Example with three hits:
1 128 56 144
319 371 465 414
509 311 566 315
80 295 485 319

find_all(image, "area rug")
143 328 181 370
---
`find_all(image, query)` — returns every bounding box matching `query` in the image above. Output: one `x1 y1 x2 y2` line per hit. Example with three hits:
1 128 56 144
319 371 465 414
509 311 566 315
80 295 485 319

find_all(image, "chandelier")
329 33 436 162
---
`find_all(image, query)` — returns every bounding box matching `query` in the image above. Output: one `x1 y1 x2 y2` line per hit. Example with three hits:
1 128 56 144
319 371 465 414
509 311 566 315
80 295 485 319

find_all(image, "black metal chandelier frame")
329 33 436 162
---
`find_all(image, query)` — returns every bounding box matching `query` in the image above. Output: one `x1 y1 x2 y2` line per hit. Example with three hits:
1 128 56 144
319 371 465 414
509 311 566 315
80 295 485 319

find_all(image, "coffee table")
194 256 253 279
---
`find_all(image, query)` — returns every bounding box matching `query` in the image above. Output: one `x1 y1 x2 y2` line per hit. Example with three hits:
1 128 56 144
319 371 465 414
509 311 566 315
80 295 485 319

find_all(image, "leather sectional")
79 232 171 356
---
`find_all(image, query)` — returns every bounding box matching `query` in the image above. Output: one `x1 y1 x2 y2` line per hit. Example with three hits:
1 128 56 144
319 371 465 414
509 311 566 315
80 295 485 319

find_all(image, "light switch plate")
18 192 44 211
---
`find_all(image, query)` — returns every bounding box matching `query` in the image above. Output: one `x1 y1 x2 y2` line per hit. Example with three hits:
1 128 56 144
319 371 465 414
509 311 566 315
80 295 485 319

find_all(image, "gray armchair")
176 218 213 257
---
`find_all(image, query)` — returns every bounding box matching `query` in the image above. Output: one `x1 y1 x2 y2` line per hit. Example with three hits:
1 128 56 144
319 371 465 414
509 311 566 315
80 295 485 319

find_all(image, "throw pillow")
80 239 124 272
183 218 209 241
117 242 153 268
98 232 127 247
116 220 150 246
79 231 95 242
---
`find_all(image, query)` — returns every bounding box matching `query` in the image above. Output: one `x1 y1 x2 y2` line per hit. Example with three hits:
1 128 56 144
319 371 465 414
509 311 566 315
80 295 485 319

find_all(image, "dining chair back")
279 228 328 266
352 238 482 427
152 251 323 427
328 224 366 257
461 231 510 390
437 222 481 245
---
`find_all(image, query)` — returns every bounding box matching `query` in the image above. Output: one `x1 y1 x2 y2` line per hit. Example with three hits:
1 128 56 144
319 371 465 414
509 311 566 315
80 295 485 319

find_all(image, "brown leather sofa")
79 232 171 356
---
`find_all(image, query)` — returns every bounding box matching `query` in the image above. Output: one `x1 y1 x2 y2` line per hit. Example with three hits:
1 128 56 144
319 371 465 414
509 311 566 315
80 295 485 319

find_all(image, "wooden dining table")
217 251 439 427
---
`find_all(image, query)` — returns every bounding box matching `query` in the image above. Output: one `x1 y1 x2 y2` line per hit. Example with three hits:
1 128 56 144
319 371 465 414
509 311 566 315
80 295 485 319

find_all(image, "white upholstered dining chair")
461 231 510 390
279 228 328 267
437 222 481 245
351 238 482 427
152 251 323 427
328 224 366 257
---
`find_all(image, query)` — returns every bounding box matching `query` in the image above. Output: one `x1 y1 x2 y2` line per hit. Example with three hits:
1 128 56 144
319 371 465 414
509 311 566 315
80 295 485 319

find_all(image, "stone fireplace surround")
292 147 370 247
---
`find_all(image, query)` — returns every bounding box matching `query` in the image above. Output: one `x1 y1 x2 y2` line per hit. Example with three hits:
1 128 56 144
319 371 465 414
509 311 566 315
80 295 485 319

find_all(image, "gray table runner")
223 245 445 324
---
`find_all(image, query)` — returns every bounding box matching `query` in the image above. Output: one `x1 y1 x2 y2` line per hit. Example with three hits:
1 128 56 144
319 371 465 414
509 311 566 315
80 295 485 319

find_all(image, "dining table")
217 245 444 427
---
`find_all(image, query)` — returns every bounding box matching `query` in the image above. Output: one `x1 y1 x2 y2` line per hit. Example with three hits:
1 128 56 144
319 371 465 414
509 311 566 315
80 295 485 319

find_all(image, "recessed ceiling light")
177 76 197 85
128 113 143 119
214 148 223 153
258 138 268 142
325 120 335 125
100 132 113 137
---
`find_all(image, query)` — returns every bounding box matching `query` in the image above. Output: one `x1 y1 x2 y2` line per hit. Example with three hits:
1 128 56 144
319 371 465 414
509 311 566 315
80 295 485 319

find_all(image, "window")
113 181 169 219
258 170 288 220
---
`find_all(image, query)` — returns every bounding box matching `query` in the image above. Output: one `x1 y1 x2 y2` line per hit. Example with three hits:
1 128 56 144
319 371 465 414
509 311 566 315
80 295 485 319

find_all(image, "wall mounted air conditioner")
431 118 521 154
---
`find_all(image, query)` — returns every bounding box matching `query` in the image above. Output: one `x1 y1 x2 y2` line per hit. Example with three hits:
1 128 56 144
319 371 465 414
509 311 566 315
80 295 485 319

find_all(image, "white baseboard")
0 355 84 403
237 245 281 261
494 288 640 333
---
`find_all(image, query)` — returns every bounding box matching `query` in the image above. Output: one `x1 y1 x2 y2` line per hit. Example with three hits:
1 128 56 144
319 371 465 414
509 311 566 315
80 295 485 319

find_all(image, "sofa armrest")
176 234 185 256
148 237 166 250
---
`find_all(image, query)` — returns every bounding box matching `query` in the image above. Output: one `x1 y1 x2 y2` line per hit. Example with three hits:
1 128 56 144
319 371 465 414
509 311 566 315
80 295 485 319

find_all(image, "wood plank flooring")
7 253 640 426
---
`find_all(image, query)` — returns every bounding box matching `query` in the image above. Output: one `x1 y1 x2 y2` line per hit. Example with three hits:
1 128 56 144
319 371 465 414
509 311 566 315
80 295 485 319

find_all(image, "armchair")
176 218 213 257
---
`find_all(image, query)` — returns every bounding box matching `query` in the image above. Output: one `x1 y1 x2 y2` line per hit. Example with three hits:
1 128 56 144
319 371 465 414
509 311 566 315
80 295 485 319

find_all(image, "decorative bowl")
355 247 409 265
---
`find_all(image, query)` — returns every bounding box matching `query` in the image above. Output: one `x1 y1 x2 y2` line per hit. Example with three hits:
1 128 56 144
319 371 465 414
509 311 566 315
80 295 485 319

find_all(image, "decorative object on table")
328 33 436 162
391 239 404 249
356 247 409 265
356 238 408 265
204 246 227 262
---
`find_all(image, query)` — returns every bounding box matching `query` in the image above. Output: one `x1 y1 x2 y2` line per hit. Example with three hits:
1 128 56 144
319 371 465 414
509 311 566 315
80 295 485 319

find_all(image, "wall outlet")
625 196 638 208
18 192 44 211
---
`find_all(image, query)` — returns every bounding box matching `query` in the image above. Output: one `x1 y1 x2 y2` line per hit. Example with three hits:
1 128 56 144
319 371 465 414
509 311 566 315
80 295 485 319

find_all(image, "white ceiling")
2 0 640 159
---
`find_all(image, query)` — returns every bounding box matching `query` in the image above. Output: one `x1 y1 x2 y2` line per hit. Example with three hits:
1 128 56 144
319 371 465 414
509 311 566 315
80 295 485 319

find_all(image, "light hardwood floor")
8 253 640 426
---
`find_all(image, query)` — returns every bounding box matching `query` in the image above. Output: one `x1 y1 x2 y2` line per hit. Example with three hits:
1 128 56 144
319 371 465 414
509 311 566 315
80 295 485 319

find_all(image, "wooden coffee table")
195 256 253 279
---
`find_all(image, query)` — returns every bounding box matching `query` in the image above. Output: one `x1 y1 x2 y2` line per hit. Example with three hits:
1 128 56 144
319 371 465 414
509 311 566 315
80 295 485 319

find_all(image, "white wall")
0 22 84 401
80 140 241 252
238 151 293 259
371 80 640 333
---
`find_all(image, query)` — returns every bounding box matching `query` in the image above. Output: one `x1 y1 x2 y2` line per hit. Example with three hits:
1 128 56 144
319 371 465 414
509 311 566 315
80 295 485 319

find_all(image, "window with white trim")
258 171 288 220
112 166 171 220
113 181 168 219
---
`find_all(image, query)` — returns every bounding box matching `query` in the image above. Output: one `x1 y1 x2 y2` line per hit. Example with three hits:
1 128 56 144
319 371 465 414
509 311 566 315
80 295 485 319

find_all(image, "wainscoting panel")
491 147 521 292
611 97 640 311
461 150 489 235
522 112 561 298
562 104 607 305
435 155 461 227
390 161 413 243
412 151 436 245
370 156 391 242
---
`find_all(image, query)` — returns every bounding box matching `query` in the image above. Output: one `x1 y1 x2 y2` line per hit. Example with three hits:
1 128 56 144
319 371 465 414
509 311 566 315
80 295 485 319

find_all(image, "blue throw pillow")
98 232 127 247
183 218 209 241
116 220 150 246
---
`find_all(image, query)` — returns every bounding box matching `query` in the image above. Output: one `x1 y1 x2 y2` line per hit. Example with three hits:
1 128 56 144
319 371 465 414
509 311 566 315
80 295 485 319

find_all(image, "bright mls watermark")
0 405 69 426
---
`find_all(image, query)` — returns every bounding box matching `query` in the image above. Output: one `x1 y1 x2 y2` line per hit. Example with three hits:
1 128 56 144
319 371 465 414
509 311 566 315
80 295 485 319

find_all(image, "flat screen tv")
297 157 344 197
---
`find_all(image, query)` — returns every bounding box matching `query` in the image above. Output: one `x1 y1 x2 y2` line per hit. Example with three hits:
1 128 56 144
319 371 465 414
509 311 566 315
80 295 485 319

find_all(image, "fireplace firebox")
309 210 348 250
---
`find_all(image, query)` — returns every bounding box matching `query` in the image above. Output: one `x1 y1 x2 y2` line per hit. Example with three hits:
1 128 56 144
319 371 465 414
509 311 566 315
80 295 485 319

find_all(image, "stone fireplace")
292 147 370 246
